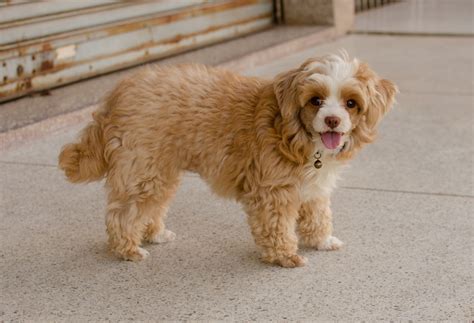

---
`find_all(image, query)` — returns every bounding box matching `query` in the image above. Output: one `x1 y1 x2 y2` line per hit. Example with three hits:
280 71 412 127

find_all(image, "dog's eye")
310 97 323 107
346 99 357 109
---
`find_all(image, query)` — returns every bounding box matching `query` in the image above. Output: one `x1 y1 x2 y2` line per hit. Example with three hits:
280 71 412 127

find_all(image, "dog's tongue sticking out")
321 132 341 150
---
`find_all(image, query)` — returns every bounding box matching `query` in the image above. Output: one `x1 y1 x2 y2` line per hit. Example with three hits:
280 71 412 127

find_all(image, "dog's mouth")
320 131 343 150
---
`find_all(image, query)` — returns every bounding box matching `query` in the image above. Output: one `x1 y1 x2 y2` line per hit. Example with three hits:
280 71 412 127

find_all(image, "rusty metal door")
0 0 273 102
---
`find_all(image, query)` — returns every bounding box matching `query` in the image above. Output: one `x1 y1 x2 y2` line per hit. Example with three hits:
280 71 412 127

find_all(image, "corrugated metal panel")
0 0 32 7
0 1 210 44
0 0 273 102
0 1 117 24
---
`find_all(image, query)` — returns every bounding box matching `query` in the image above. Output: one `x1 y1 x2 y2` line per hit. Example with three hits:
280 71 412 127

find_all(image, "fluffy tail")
58 117 107 183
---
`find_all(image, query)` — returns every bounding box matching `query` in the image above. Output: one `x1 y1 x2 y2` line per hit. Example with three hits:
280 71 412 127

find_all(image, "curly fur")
59 53 397 267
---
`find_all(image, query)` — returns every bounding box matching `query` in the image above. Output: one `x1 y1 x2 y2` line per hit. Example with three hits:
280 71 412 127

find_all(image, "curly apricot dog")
59 52 397 267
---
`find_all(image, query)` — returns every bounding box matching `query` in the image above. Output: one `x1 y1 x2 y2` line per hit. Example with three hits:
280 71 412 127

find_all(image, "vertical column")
282 0 355 34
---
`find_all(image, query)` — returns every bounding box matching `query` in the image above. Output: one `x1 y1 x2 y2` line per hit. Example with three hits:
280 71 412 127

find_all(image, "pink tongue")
321 132 341 149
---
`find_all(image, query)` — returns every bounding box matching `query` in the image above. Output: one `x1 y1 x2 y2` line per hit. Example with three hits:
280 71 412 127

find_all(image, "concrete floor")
1 1 473 321
354 0 474 35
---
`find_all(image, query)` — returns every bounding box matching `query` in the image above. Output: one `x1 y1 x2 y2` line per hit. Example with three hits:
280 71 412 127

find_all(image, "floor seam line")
349 31 473 38
399 90 473 96
0 160 57 168
340 186 473 199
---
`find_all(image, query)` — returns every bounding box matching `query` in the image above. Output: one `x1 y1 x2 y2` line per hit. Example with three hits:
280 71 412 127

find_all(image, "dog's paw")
317 236 344 251
264 254 307 268
278 254 307 268
148 229 176 244
123 247 150 261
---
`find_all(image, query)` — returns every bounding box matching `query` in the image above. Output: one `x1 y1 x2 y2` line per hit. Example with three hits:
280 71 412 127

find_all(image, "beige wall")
282 0 354 33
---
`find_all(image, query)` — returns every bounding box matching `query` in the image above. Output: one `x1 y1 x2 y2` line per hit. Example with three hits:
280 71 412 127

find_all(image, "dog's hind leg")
142 174 181 244
104 147 181 261
105 170 181 261
105 195 150 261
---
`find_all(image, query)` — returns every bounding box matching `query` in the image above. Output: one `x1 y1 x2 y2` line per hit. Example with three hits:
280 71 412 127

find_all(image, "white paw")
150 229 176 244
137 247 150 259
317 236 344 251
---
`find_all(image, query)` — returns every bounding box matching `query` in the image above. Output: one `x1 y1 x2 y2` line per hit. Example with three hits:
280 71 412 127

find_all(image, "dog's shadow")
60 236 270 277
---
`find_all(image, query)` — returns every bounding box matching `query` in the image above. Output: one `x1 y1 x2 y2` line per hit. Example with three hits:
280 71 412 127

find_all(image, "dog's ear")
273 67 301 119
353 72 398 146
366 78 397 130
273 67 312 164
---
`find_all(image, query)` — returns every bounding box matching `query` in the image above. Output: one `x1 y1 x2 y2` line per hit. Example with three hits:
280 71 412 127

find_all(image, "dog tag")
313 160 322 169
313 151 322 169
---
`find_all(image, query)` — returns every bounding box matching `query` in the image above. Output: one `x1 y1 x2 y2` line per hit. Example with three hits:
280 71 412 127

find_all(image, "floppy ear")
273 67 312 164
273 67 301 120
368 78 398 129
354 78 398 145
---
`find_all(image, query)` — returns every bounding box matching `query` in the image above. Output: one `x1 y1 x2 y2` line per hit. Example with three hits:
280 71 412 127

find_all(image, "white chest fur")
299 157 345 202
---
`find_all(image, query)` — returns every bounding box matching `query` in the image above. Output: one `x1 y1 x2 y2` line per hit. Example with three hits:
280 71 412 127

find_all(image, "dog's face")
274 52 397 161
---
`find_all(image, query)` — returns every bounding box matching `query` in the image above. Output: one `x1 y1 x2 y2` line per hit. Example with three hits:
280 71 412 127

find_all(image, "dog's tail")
58 112 107 183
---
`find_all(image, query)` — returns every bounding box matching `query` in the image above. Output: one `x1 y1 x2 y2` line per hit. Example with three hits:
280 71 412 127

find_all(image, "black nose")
324 116 341 129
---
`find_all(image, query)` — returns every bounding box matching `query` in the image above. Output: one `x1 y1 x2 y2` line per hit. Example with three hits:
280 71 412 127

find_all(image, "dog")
59 52 397 268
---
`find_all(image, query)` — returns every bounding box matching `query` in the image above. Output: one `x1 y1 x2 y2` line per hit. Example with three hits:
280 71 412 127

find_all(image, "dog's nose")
325 116 341 129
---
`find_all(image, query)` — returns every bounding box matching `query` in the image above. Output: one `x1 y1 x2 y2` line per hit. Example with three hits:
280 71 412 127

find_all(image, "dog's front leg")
244 190 306 268
297 197 343 250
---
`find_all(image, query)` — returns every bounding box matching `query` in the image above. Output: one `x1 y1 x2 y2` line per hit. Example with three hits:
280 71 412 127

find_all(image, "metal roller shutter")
0 0 273 102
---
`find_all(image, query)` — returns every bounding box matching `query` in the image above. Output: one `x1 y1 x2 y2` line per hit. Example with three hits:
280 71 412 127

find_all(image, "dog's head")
274 51 398 162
